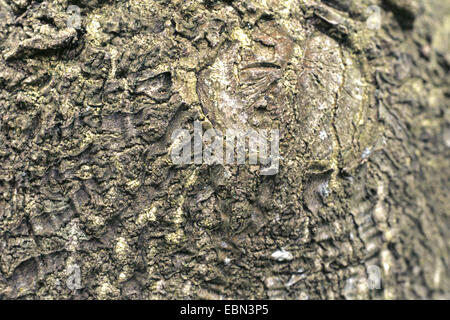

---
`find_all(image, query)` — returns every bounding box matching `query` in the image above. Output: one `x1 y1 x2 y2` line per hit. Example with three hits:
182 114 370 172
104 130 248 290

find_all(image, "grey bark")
0 0 448 299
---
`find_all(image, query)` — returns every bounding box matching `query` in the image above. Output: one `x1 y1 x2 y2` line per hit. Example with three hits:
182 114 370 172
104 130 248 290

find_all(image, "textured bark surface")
0 0 448 299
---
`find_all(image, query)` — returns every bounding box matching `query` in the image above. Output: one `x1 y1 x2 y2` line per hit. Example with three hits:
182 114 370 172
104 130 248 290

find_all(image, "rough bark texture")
0 0 448 299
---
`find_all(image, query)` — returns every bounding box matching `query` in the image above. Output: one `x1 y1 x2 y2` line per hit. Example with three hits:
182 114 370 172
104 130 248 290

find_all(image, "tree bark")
0 0 448 299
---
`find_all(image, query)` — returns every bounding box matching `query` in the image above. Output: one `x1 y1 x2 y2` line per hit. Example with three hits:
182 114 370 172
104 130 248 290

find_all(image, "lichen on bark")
0 0 449 299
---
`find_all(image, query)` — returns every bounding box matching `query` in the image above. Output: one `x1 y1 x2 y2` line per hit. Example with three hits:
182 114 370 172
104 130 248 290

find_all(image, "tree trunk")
0 0 448 299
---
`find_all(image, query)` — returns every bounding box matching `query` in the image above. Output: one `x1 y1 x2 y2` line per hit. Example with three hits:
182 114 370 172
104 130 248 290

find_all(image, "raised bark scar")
197 21 293 132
